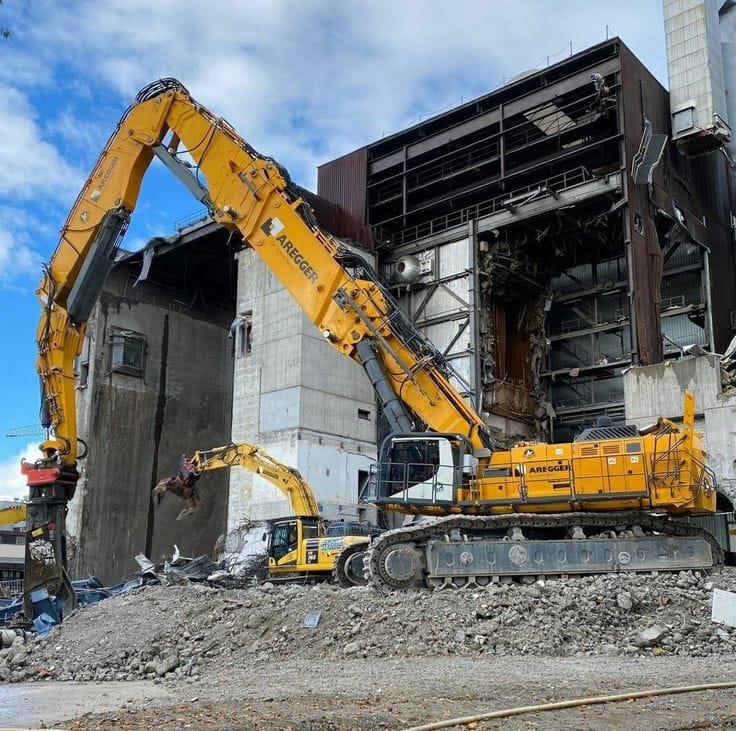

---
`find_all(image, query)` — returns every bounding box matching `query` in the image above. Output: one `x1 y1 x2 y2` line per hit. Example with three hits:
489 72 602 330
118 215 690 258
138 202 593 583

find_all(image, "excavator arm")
23 78 491 610
153 443 321 519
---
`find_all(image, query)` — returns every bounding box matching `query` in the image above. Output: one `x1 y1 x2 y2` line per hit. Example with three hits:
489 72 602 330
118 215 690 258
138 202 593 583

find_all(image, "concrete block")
300 389 375 443
300 334 374 402
623 354 722 421
712 588 736 628
259 387 301 432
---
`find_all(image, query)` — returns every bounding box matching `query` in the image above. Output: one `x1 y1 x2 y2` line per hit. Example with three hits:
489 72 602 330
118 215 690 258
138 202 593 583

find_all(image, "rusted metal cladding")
621 41 736 358
300 189 343 238
619 45 666 365
317 147 371 250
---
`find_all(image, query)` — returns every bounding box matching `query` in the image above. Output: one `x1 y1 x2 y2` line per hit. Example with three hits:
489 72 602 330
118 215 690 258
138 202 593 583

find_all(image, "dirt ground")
5 655 735 730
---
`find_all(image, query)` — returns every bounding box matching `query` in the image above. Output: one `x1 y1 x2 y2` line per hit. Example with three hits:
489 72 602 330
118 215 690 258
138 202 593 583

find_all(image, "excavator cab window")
269 520 299 561
375 435 463 505
381 438 440 495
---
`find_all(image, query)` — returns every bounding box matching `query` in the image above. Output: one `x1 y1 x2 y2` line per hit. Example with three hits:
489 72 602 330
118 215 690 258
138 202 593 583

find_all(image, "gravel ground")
5 567 736 684
19 656 736 730
1 568 735 728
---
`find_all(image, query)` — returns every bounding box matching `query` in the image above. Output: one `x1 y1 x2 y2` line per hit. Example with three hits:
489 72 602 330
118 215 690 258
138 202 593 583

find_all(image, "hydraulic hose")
405 680 736 731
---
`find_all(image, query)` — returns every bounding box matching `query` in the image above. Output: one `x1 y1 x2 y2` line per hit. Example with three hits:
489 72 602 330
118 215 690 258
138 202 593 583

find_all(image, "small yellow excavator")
0 504 27 527
153 442 377 586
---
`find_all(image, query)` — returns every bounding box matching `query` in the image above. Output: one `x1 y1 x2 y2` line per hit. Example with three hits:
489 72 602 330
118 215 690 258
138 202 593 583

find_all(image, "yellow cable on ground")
405 680 736 731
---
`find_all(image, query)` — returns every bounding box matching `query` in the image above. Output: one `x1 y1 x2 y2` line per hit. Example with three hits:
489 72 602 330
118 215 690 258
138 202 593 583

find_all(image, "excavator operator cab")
268 517 320 562
369 433 474 507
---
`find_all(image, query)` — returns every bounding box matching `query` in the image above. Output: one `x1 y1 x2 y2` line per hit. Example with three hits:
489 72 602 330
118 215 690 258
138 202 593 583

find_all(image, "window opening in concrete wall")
231 312 253 358
242 312 252 356
358 469 370 502
109 329 146 378
358 408 371 421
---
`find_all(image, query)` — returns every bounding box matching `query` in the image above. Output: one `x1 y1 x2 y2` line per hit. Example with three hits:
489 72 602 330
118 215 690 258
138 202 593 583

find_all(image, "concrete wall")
68 266 233 585
227 250 377 540
623 354 736 502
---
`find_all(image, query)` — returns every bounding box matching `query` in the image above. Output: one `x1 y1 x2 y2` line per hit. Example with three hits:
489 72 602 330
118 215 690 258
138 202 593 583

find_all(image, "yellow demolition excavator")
152 443 376 585
24 78 719 609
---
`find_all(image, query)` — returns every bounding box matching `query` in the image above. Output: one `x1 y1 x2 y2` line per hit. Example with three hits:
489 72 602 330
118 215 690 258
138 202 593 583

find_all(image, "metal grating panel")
575 425 640 442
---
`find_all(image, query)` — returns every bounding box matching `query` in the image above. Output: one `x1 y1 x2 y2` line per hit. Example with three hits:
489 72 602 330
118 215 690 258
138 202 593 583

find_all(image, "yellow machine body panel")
381 405 716 518
0 504 27 527
267 518 369 576
467 430 714 514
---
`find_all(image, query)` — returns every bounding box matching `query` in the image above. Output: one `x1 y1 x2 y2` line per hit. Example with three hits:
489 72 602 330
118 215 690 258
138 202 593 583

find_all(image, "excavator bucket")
152 455 202 520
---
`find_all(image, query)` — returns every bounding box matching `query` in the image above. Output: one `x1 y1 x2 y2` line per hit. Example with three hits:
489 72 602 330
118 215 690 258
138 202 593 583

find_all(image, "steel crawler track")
366 512 723 591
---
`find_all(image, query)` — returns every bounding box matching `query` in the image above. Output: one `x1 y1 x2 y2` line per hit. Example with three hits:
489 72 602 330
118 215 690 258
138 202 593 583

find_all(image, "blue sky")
0 0 667 498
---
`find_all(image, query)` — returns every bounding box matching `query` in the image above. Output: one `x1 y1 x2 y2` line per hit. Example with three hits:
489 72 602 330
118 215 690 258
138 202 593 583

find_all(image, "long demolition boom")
23 78 492 609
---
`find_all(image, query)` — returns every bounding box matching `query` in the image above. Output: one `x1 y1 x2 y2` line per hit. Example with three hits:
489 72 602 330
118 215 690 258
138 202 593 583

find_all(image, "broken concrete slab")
712 588 736 627
633 625 667 647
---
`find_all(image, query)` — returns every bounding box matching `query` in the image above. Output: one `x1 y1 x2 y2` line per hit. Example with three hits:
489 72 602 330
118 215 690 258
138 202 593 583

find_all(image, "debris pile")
721 360 736 395
4 568 736 683
720 337 736 395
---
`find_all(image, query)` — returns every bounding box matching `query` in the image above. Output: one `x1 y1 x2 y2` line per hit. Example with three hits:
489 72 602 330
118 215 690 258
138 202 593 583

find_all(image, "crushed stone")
6 567 736 683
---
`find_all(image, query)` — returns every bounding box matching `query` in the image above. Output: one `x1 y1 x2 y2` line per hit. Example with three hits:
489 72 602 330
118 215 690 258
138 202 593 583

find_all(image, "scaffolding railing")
557 271 622 295
372 166 595 248
661 294 686 310
174 208 211 232
554 390 624 411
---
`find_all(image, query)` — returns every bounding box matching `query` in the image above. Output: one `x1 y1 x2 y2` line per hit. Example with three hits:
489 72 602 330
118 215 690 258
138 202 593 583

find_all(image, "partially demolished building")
319 35 736 444
69 223 235 584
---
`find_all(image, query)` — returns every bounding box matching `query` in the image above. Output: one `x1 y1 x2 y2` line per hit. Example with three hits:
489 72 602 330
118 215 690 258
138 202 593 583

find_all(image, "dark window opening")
231 312 253 359
358 408 371 421
75 331 93 388
109 329 146 378
242 313 253 356
302 520 320 540
382 439 441 495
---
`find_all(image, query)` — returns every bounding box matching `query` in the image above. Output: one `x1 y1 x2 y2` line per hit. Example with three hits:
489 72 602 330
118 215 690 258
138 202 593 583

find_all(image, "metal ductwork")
391 255 422 285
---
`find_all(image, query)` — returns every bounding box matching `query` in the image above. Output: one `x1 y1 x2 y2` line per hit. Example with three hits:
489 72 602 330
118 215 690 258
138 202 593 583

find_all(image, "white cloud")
5 1 667 186
0 0 669 293
0 442 40 501
44 109 107 155
0 84 82 202
0 219 43 288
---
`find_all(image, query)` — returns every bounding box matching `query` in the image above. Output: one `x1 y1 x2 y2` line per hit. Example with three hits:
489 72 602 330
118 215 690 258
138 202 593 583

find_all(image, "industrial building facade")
318 36 736 444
